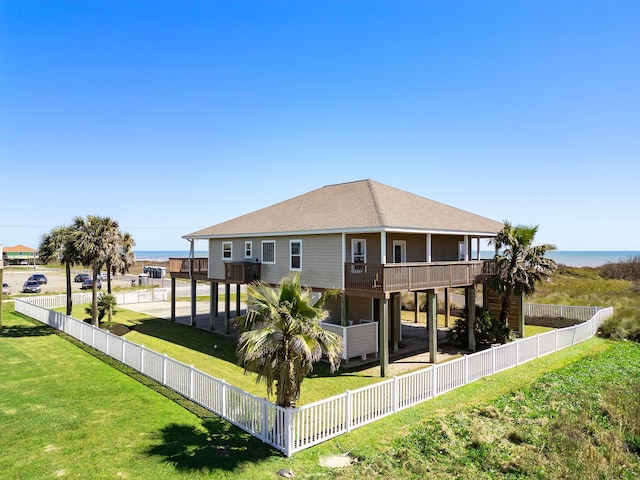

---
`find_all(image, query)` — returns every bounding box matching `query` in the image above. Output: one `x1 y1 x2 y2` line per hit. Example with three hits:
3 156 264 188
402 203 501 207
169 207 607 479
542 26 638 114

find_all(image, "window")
458 241 466 261
262 240 276 264
244 241 252 259
352 239 366 264
222 242 233 260
290 240 302 271
393 240 406 263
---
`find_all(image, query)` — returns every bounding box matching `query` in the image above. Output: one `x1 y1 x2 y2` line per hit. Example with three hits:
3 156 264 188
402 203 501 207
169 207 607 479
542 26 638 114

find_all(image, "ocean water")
134 250 639 268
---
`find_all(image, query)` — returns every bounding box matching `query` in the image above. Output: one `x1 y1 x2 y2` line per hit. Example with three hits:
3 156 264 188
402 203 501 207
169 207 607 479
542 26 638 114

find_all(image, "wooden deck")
169 257 495 294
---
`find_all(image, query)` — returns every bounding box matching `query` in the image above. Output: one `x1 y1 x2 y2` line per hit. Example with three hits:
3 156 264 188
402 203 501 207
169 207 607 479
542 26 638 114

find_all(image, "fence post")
162 354 168 385
92 327 95 348
345 390 352 432
555 329 559 352
516 340 520 366
284 407 293 457
536 334 540 358
463 355 468 385
221 380 227 417
189 365 195 400
122 339 126 364
105 331 109 354
491 345 496 374
140 345 145 374
431 365 437 397
260 398 268 442
392 377 398 413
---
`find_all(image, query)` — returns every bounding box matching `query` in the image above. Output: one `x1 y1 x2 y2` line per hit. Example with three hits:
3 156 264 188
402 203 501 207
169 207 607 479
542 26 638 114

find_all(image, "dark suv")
81 278 102 290
28 274 48 284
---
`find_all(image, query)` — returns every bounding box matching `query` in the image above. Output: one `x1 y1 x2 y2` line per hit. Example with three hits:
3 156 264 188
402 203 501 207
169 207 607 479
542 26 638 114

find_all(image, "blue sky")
1 0 639 252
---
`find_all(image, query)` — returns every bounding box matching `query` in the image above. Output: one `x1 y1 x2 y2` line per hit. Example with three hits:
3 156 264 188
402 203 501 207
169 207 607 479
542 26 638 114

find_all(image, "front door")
393 240 406 263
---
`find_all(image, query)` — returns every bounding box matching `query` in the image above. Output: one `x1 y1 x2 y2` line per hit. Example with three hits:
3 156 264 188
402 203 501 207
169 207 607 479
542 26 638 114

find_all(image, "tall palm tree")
488 221 557 324
72 215 120 325
39 225 80 315
104 230 136 294
234 273 343 408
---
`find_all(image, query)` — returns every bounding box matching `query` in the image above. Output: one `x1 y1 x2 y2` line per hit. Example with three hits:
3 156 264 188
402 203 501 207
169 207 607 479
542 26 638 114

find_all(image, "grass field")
2 304 637 479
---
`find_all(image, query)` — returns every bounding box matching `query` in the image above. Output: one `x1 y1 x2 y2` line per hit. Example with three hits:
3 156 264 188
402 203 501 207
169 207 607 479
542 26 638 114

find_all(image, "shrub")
84 293 118 324
600 308 640 342
447 306 513 348
599 255 640 281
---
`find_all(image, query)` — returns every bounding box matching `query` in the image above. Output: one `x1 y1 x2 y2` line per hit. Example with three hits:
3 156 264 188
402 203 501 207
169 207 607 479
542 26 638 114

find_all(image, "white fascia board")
183 226 499 240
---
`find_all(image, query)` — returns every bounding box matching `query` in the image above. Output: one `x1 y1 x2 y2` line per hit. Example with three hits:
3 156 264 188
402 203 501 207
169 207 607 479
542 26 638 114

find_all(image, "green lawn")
60 304 384 405
3 304 635 479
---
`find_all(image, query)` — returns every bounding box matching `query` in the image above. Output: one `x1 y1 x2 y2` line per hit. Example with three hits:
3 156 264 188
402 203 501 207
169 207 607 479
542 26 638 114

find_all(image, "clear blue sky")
1 1 639 252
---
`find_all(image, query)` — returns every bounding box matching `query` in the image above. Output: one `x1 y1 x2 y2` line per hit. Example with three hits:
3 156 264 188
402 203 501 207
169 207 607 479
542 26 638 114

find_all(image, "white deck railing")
15 294 613 457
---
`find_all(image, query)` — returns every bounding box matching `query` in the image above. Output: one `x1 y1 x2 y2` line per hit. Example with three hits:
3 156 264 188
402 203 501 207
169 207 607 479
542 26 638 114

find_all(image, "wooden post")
391 293 400 354
466 286 476 352
427 290 437 363
341 294 348 326
170 277 176 322
414 291 418 323
444 287 450 328
224 283 231 334
209 281 216 330
213 281 219 316
190 278 197 327
379 298 389 377
236 283 241 316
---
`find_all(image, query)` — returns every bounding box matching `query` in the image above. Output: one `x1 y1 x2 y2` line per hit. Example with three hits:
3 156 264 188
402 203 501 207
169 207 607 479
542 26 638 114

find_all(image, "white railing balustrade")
15 294 613 457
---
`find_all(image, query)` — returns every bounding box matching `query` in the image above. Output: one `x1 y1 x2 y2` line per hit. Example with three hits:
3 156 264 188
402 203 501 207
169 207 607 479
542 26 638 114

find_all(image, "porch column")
341 294 348 326
190 278 197 327
379 298 389 377
444 287 450 328
427 290 438 363
464 235 470 261
224 283 231 334
236 283 241 316
209 281 216 331
170 277 176 322
390 293 400 354
426 233 432 262
476 237 481 260
466 286 476 352
381 232 387 264
414 291 419 323
213 281 219 316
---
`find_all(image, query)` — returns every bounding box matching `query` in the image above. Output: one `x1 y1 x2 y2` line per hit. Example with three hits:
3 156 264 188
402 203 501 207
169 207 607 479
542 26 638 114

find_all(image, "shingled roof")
185 179 503 239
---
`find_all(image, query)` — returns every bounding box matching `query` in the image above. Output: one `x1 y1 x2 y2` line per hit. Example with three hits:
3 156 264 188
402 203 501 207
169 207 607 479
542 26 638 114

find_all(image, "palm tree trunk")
92 270 99 326
65 263 73 316
500 294 511 325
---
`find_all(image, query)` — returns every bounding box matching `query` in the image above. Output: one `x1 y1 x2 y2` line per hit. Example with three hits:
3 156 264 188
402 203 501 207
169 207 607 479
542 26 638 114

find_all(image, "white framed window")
244 241 252 259
458 241 466 261
262 240 276 264
352 239 366 264
290 240 302 271
222 241 233 260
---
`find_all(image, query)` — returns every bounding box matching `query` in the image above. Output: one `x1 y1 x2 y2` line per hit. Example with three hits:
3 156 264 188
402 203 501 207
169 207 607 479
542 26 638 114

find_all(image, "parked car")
28 273 48 284
81 278 102 290
99 271 113 280
2 283 10 295
22 280 42 293
74 273 90 283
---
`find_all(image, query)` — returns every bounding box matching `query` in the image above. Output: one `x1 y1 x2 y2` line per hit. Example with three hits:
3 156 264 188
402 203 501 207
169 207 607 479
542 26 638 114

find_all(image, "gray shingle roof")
184 179 503 238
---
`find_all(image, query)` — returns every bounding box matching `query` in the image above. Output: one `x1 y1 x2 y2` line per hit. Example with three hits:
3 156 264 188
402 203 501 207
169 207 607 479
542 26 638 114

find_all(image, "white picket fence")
23 289 168 309
449 293 601 321
15 295 613 457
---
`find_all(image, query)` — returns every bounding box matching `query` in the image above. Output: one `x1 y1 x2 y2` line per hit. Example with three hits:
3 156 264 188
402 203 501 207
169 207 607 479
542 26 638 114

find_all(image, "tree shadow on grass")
0 324 54 338
146 416 278 472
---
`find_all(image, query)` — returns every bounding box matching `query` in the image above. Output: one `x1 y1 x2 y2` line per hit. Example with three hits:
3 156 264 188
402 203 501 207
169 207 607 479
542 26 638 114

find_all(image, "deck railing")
345 260 495 293
169 257 208 276
224 262 261 283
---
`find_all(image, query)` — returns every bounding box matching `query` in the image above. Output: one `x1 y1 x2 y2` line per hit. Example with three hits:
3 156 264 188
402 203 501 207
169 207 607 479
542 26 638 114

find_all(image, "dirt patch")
103 323 130 336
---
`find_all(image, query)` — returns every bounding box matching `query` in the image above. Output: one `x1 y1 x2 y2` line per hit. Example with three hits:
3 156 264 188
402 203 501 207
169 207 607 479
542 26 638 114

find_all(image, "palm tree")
39 225 80 315
72 215 120 325
488 222 557 324
234 273 343 408
104 230 136 294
